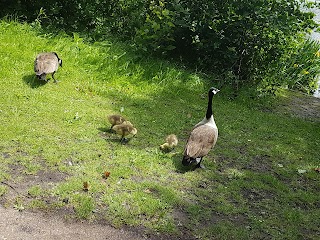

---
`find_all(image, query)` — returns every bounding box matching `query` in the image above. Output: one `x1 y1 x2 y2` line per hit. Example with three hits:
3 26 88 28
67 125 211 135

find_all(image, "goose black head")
210 87 220 95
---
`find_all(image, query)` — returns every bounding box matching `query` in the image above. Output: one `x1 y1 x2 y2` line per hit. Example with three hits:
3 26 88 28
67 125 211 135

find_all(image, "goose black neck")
206 91 214 119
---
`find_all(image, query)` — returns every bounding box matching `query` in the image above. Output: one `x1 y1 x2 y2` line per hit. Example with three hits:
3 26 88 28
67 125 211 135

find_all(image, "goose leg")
120 134 126 144
52 72 58 83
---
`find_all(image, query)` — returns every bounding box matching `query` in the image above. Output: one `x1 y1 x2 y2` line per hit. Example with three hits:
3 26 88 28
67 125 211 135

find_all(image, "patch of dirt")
275 91 320 121
0 164 68 206
241 188 274 202
0 205 145 240
243 155 273 173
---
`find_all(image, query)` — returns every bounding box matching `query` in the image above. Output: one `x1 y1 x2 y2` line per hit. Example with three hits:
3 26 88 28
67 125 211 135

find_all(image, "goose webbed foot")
197 163 206 169
120 137 129 144
53 78 59 83
194 160 206 169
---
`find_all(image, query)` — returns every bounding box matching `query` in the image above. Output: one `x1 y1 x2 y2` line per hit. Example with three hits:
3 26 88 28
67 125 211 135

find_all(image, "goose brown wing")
35 54 58 74
184 125 217 158
34 62 39 74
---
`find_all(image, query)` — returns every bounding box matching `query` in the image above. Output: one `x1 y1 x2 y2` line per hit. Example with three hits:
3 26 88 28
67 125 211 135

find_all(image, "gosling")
107 114 126 130
112 121 137 143
160 134 178 152
34 52 62 82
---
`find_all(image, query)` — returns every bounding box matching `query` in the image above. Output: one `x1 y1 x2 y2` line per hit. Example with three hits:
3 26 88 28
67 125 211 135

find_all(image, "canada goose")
182 87 219 169
160 134 178 152
107 114 126 130
34 52 62 82
112 122 137 143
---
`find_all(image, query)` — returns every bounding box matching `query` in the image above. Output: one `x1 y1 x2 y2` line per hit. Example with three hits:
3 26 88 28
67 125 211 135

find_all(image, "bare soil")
275 91 320 121
0 205 145 240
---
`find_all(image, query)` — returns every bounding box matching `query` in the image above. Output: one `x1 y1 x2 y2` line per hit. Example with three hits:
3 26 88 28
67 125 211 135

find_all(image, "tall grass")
258 38 320 94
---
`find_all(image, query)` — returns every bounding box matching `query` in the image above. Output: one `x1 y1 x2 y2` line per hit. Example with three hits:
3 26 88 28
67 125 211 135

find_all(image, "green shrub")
132 0 319 91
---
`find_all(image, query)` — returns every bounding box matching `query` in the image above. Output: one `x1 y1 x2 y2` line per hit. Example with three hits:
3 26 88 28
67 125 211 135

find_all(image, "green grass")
0 20 319 239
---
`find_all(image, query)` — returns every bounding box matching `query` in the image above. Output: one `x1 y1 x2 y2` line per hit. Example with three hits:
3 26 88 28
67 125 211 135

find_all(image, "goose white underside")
194 115 217 129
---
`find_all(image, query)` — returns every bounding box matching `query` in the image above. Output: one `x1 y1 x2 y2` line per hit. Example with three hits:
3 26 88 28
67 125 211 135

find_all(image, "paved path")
0 205 145 240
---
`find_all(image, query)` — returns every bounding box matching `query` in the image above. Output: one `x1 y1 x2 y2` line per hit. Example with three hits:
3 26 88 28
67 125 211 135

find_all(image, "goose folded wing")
43 59 58 73
184 125 217 158
35 55 58 73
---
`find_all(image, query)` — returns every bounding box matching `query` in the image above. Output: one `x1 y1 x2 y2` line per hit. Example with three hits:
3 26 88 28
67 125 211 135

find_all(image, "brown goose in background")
182 87 219 169
34 52 62 82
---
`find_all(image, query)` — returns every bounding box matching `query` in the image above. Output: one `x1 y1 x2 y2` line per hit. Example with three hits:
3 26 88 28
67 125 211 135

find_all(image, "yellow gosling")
112 122 137 143
160 134 178 152
107 114 126 129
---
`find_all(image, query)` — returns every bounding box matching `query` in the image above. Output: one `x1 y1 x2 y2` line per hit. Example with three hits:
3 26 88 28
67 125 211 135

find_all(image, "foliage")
1 0 319 93
258 38 320 95
131 0 320 93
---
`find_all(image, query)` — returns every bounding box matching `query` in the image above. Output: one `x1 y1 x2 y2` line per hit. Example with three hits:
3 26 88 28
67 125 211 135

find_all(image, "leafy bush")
132 0 319 92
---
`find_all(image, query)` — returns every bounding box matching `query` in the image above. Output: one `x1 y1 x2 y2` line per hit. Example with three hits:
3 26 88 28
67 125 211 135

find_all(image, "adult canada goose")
160 134 178 152
34 52 62 82
112 121 137 143
107 114 126 130
182 87 219 169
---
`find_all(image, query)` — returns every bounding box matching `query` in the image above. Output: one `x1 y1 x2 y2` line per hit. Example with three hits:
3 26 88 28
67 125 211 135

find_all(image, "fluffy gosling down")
182 87 219 169
34 52 62 82
160 134 178 152
107 114 126 130
112 121 137 143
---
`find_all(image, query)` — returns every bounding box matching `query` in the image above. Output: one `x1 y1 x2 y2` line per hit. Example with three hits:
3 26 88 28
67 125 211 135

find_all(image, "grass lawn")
0 20 319 239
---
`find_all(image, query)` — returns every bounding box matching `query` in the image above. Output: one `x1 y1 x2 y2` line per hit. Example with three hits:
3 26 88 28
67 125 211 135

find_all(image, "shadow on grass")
97 126 110 133
171 153 191 174
23 74 47 88
97 127 120 143
97 126 136 145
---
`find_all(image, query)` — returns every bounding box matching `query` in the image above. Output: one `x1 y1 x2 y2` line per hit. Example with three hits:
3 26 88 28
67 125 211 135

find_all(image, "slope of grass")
0 20 319 239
